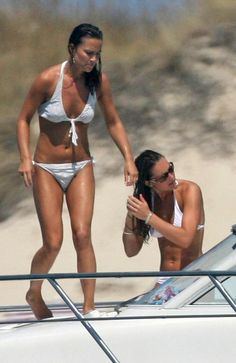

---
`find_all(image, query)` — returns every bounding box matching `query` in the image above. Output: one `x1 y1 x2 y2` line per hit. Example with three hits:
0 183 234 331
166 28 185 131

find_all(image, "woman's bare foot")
26 290 53 320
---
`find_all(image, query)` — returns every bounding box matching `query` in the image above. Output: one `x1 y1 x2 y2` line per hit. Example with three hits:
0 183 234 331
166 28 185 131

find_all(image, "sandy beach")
1 144 236 307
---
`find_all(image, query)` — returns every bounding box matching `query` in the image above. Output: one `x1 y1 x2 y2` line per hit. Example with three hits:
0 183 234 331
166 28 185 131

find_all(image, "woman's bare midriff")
34 117 91 163
159 234 203 271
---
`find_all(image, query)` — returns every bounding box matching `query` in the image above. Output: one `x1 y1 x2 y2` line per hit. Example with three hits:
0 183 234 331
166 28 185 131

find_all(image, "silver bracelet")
123 231 134 235
145 212 153 225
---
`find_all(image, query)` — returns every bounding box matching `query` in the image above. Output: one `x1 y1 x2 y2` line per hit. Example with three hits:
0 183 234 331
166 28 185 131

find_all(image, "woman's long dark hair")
68 23 103 94
134 150 164 241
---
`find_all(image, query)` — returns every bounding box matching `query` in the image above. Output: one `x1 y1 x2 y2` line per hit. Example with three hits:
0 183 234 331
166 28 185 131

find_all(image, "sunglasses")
150 162 174 183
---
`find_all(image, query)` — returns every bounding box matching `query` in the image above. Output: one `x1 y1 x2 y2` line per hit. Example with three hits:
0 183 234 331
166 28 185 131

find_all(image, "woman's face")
72 37 102 73
149 158 176 192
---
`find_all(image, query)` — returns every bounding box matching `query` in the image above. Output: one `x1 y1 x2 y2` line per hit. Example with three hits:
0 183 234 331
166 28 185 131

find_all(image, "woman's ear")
68 44 75 57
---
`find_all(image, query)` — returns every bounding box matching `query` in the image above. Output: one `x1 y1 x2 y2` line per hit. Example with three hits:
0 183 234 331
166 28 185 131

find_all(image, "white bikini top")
150 192 204 239
150 193 183 239
38 61 97 145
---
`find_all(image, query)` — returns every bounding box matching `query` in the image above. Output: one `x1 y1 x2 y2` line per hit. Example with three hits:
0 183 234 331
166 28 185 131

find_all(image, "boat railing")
0 270 236 363
1 269 236 320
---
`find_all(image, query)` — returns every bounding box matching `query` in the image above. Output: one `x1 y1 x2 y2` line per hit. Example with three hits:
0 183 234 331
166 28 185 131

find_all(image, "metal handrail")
48 278 120 363
209 275 236 312
1 270 236 363
1 270 236 319
1 270 236 281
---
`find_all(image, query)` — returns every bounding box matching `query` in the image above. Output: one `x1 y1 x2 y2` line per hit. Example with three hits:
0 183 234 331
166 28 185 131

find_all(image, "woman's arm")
122 213 144 257
127 183 204 249
97 73 138 185
17 71 51 187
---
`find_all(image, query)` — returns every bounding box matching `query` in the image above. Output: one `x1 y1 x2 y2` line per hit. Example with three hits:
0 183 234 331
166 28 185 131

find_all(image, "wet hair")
68 23 103 94
134 150 164 241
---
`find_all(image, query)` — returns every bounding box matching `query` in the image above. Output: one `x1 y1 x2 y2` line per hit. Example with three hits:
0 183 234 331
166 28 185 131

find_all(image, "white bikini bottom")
33 159 94 191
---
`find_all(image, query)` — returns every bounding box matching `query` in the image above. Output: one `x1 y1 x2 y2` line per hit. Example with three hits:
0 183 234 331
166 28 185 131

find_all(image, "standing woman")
17 23 137 320
123 150 204 284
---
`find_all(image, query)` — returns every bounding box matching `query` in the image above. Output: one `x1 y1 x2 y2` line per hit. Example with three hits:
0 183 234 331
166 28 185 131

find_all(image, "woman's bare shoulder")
36 63 62 85
30 63 62 95
100 71 109 81
96 72 111 99
177 179 202 196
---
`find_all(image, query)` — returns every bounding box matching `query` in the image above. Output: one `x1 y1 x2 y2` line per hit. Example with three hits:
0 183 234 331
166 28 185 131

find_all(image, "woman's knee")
72 227 91 250
43 235 63 255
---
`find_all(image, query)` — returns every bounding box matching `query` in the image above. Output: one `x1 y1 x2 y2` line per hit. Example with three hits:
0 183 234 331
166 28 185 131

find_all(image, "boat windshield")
128 231 236 305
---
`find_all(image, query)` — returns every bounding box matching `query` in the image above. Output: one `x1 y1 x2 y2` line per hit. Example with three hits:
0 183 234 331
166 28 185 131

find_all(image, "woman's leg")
65 162 96 314
26 166 64 320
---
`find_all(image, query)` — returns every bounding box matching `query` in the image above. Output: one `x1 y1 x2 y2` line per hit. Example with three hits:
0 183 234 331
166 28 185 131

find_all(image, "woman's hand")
124 160 138 186
18 159 35 187
127 194 151 220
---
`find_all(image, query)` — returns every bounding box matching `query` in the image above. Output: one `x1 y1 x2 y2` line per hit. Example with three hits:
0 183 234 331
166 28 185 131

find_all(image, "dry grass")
0 0 236 220
200 0 236 24
1 1 235 113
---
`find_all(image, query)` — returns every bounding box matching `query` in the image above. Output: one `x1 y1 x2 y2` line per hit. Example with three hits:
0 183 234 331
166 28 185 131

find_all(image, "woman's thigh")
33 166 64 242
65 163 95 231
